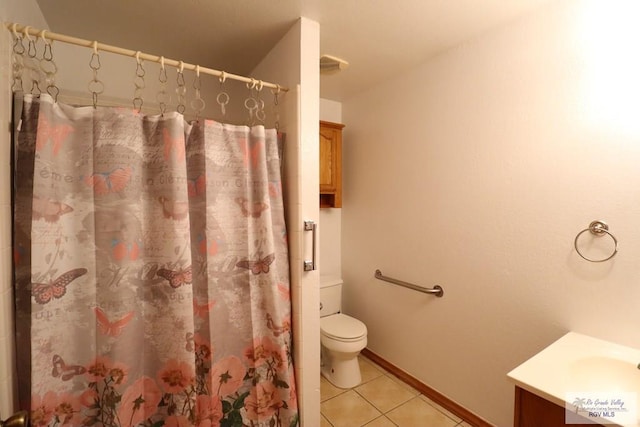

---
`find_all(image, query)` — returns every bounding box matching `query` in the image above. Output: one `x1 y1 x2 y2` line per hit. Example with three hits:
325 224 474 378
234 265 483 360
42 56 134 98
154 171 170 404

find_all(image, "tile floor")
321 356 475 427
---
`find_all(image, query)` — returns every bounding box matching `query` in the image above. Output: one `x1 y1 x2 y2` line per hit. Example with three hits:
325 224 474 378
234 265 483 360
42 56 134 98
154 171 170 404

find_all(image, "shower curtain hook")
88 42 103 108
11 23 26 92
176 61 186 114
157 56 169 115
133 51 145 112
217 71 229 117
38 29 58 101
158 56 167 82
191 65 205 122
22 26 32 41
23 26 37 59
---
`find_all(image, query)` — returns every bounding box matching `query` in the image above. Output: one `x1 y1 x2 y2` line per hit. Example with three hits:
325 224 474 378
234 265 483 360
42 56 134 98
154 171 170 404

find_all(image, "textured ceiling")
35 0 554 101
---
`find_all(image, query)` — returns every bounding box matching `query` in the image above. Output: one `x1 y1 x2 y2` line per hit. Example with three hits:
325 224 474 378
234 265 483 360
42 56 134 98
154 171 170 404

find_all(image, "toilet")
320 277 368 389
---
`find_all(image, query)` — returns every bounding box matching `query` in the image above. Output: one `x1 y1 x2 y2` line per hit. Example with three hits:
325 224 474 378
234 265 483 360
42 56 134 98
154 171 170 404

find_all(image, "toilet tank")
320 277 342 317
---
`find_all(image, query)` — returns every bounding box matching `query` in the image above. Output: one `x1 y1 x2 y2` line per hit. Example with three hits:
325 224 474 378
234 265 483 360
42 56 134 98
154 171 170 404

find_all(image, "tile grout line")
322 356 469 427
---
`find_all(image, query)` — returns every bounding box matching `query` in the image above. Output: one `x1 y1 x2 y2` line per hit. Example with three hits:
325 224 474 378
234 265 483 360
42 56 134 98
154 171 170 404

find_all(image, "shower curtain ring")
11 23 19 38
219 71 226 84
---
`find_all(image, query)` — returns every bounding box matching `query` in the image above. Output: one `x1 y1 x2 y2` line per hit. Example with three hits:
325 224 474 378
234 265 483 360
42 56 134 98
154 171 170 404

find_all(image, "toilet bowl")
320 277 368 389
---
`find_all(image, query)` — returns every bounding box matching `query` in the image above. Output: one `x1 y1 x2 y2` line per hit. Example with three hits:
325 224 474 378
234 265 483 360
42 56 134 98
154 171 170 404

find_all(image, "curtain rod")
5 22 288 92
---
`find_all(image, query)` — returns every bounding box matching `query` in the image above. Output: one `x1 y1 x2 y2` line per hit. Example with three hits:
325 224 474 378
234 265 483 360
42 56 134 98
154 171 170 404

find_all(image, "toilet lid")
321 313 367 341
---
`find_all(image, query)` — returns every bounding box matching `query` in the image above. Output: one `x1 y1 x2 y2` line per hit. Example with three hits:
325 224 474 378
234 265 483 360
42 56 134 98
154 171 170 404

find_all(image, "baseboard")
361 348 495 427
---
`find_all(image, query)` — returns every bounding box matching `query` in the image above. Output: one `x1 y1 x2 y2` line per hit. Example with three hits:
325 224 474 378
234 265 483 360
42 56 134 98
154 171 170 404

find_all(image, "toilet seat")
320 313 367 342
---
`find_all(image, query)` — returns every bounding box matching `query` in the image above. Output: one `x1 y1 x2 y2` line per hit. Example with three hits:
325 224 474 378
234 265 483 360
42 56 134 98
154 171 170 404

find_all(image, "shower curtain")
12 93 298 427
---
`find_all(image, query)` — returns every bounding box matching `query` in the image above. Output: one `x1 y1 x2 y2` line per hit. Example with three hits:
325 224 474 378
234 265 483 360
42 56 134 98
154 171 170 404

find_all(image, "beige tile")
385 373 420 396
419 394 463 423
356 375 416 413
364 416 398 427
321 390 382 427
321 375 346 401
321 414 333 427
456 422 474 427
359 356 385 384
387 397 458 427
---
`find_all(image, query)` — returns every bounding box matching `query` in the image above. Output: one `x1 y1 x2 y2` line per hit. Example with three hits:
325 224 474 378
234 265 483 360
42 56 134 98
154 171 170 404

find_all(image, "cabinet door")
319 121 344 208
319 124 339 192
514 387 602 427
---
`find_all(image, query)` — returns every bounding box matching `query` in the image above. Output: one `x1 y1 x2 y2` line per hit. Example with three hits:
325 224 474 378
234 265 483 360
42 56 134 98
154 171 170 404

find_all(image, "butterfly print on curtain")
94 307 134 337
31 268 88 305
193 300 216 319
236 253 275 275
157 265 193 288
35 114 73 156
13 95 298 427
235 197 269 218
51 354 86 381
82 167 133 195
32 196 73 223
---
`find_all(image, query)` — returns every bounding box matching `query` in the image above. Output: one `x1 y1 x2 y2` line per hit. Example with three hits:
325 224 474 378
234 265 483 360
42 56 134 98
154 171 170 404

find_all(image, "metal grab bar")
374 269 444 297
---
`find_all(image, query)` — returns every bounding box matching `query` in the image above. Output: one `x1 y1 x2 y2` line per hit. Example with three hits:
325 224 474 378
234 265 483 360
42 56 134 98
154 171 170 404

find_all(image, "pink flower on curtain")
109 361 129 385
288 370 297 409
193 333 213 361
158 359 195 393
164 415 191 427
30 391 57 427
194 394 223 427
54 393 81 426
117 376 162 427
15 96 298 427
244 336 287 373
85 355 112 382
79 389 98 408
209 355 246 397
244 381 283 421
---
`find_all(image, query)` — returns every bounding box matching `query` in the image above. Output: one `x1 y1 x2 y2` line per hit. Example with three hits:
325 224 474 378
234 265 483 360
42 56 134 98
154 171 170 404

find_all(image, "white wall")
319 98 342 278
342 1 640 426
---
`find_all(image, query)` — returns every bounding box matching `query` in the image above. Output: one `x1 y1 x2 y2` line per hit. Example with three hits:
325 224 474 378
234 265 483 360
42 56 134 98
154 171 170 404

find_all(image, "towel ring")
574 220 618 262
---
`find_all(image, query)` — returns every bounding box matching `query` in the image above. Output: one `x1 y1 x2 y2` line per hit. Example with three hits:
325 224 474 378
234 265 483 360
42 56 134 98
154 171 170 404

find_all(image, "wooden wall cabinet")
319 120 345 208
514 387 604 427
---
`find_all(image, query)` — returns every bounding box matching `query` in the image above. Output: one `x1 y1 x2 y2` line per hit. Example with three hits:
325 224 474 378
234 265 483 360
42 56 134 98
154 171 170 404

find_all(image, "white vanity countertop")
507 332 640 426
